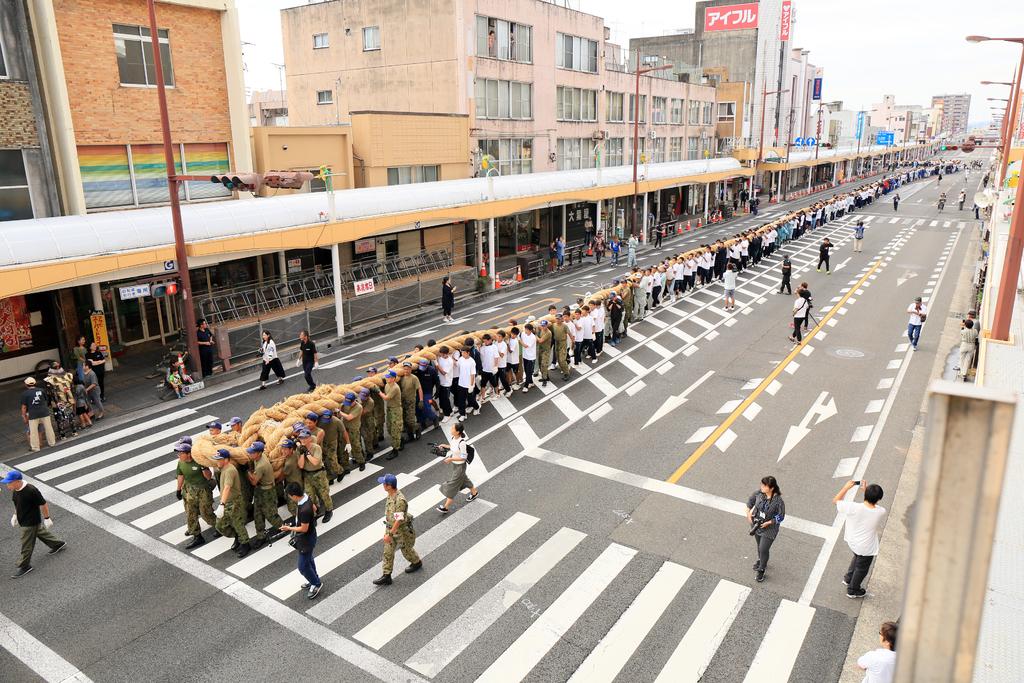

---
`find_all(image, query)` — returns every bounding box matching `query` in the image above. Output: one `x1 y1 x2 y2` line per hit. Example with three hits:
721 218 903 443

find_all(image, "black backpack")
465 441 476 464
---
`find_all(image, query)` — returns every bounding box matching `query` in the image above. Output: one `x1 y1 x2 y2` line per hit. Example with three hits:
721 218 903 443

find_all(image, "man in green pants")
551 311 572 381
276 438 303 522
382 370 404 459
212 449 251 558
245 441 283 548
365 367 386 447
174 441 216 549
536 319 553 386
298 430 333 523
319 410 346 482
398 362 423 441
372 473 421 586
4 470 66 579
339 392 365 472
358 387 377 459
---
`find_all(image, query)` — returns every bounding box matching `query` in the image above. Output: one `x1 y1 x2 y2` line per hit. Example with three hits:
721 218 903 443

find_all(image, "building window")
556 32 598 73
702 102 713 125
688 100 700 125
476 16 531 63
113 24 174 87
0 150 33 221
556 138 597 170
313 33 329 49
78 142 231 210
627 137 647 164
606 92 624 123
651 137 666 162
669 137 684 161
687 136 699 160
628 94 647 123
717 102 736 122
671 99 683 124
475 79 532 120
477 138 533 175
316 89 333 105
387 165 440 185
0 33 7 79
605 138 624 166
362 26 380 51
557 86 597 122
652 97 667 124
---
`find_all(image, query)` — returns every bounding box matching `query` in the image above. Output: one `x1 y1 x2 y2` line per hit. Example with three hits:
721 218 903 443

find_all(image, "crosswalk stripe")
355 512 539 650
645 340 674 359
618 355 647 376
626 329 647 342
213 466 386 572
17 409 196 471
569 561 693 683
741 600 815 682
668 328 696 343
643 316 669 329
507 416 541 450
475 543 637 683
406 526 586 677
488 395 517 419
602 345 621 356
308 500 497 626
889 217 900 224
929 220 938 227
264 486 438 599
59 431 203 493
587 372 618 398
37 416 216 483
688 315 714 331
655 579 750 682
551 393 582 421
80 459 176 504
104 480 177 516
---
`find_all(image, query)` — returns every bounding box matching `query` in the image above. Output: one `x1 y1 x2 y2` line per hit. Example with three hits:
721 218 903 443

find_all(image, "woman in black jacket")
747 475 785 583
441 276 456 322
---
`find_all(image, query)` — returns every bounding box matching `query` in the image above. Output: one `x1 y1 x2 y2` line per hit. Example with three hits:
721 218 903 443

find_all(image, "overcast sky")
238 0 1019 124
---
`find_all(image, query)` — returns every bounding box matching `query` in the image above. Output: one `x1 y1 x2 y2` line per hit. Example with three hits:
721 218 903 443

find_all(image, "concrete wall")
282 0 463 126
350 111 470 186
250 126 355 196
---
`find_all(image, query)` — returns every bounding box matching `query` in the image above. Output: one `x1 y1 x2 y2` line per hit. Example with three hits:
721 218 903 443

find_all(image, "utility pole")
146 0 200 374
756 84 789 200
629 55 672 240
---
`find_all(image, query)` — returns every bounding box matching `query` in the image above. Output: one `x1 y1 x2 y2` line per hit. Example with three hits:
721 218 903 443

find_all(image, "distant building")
931 93 971 138
870 95 924 145
249 89 288 127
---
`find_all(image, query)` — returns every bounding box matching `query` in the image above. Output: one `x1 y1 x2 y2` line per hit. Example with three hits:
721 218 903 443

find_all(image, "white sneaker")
521 386 530 393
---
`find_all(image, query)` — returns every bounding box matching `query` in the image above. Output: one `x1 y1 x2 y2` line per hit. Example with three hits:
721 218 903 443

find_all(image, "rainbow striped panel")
183 142 231 200
132 143 184 205
78 145 134 209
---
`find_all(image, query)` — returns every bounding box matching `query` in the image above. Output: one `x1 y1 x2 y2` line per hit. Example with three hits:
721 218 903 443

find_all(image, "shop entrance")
106 286 180 346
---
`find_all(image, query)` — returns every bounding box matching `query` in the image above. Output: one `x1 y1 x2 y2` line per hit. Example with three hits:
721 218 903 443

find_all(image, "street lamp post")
146 0 201 373
630 60 673 240
755 84 789 202
967 35 1024 342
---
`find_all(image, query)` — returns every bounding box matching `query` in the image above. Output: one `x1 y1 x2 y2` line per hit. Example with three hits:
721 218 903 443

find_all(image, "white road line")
646 340 674 359
689 316 716 330
474 543 637 683
551 393 583 421
784 361 799 375
507 417 541 450
618 355 647 376
655 580 750 683
742 600 815 682
833 457 858 479
308 500 496 627
667 327 695 343
865 399 884 414
405 527 586 678
355 512 538 650
589 404 613 421
627 329 648 342
895 342 909 352
877 377 894 390
683 346 699 357
743 402 762 421
656 361 674 374
886 359 902 370
644 316 669 329
37 417 216 483
889 217 900 224
488 395 517 420
717 429 738 452
800 345 814 356
625 381 646 396
766 380 782 395
718 399 742 414
80 459 175 504
742 378 763 390
104 480 177 516
687 426 715 443
0 610 94 683
587 372 618 397
851 425 873 442
16 409 196 470
571 561 693 683
264 488 439 599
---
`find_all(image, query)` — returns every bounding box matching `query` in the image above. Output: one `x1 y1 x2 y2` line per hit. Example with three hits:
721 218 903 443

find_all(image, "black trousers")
754 534 775 572
436 385 452 415
844 553 874 594
259 358 286 382
303 360 316 389
521 358 535 387
453 385 478 416
199 350 214 378
792 318 803 342
780 277 791 294
817 255 830 271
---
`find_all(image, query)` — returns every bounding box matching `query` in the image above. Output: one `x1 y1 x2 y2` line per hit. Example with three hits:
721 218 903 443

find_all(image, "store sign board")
354 278 375 296
704 2 759 32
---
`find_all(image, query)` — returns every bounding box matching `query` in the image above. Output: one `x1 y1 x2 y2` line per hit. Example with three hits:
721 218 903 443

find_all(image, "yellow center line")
665 257 884 484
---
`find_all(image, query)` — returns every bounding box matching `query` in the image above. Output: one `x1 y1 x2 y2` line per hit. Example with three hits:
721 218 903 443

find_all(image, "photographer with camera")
434 422 480 514
834 480 886 599
746 476 785 583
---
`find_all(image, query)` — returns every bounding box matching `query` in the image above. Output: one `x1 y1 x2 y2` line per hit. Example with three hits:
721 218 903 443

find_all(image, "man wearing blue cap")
382 371 404 457
373 473 421 586
225 417 243 446
398 362 423 441
207 421 223 437
174 442 217 549
339 393 365 472
277 438 303 521
364 368 384 447
298 431 333 523
5 470 66 578
212 450 251 557
245 442 283 547
414 359 439 427
319 410 346 483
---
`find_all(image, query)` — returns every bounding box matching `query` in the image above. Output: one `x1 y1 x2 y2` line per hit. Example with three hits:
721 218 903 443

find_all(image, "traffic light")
210 173 260 192
948 145 959 150
941 145 947 151
152 281 178 297
263 171 315 189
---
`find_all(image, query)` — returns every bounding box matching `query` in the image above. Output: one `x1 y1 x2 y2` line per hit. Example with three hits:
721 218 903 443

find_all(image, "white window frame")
113 24 174 88
717 101 736 122
475 79 532 120
313 33 329 49
628 94 646 123
652 96 667 124
556 32 598 73
606 92 624 123
670 99 683 124
688 100 700 125
0 149 35 221
669 137 684 161
0 29 8 79
605 138 624 166
316 89 333 105
362 26 380 51
702 101 713 125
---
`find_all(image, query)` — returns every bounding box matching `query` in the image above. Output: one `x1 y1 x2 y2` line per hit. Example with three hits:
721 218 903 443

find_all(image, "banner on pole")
780 0 792 40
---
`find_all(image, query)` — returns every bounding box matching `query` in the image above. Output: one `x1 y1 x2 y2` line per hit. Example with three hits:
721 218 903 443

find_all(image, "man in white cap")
21 377 55 452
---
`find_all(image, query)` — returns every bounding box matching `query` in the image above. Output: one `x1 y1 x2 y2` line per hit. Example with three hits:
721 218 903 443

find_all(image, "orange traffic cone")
494 277 501 289
686 220 691 231
480 265 487 277
515 266 523 282
697 218 703 228
677 222 683 234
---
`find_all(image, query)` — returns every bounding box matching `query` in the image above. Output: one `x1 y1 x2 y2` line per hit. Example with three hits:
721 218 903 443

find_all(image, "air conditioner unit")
591 130 606 140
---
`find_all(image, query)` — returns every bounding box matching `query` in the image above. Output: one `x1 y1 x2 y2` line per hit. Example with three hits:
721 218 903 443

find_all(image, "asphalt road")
0 152 983 683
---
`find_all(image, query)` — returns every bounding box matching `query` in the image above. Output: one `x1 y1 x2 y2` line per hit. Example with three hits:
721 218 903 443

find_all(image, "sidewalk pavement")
839 217 981 679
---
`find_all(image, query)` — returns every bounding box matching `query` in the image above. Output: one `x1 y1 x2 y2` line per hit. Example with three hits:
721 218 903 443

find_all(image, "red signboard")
704 3 759 32
780 1 792 40
0 296 32 352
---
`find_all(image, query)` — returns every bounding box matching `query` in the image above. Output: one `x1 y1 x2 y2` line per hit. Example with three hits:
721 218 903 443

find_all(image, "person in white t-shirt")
906 297 927 350
478 334 499 402
834 480 886 598
722 262 737 311
590 300 606 355
506 328 521 391
519 323 537 392
857 620 897 683
494 330 511 395
578 305 597 363
434 346 455 419
454 348 480 418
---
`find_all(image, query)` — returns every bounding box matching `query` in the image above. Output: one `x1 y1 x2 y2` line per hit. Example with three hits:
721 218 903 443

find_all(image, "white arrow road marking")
896 270 919 287
778 391 838 462
642 370 714 430
833 257 851 272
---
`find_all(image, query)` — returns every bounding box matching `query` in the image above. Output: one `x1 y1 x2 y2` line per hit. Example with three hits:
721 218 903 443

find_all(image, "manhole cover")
834 348 866 358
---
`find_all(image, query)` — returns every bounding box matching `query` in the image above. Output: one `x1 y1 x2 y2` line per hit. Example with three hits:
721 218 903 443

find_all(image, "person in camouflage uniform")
397 362 423 440
381 370 404 459
536 319 553 386
372 473 421 586
276 438 303 521
245 441 283 548
298 430 333 522
551 311 572 381
318 410 345 482
212 449 251 557
339 392 365 471
303 412 326 447
174 441 216 550
358 387 377 459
